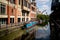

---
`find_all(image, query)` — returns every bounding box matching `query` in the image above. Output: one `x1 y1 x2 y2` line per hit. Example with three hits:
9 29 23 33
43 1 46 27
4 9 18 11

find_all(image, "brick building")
0 0 36 24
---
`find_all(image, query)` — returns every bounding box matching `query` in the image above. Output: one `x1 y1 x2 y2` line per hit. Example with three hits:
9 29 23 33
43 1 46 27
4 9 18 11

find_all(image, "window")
10 18 14 23
32 0 35 1
22 13 25 16
22 18 25 22
19 0 20 5
29 0 31 2
28 3 30 8
26 13 29 16
23 0 27 7
26 18 28 22
32 7 35 11
18 18 21 22
10 0 15 4
0 3 6 15
34 3 36 6
0 18 7 24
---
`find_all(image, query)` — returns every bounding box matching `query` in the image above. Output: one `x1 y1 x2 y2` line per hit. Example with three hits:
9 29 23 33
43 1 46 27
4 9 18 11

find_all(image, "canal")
14 22 50 40
35 22 50 40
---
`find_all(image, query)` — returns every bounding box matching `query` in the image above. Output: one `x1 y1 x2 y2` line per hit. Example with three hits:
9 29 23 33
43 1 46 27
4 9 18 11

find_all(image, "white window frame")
0 2 6 15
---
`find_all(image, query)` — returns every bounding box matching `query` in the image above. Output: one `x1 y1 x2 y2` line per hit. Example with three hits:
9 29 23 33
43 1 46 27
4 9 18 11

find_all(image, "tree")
37 14 49 26
37 14 49 20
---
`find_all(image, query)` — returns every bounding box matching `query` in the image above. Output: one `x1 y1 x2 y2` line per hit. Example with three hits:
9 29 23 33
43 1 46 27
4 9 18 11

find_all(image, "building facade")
51 0 60 10
50 0 60 40
0 0 36 24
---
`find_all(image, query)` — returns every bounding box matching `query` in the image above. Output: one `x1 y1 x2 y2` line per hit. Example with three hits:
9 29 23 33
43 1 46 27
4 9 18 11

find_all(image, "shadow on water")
35 36 50 40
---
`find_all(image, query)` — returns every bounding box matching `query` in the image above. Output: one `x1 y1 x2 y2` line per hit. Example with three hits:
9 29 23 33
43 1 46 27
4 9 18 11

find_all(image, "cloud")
39 0 50 2
42 5 50 10
39 5 51 15
38 0 50 4
38 5 50 11
36 0 52 15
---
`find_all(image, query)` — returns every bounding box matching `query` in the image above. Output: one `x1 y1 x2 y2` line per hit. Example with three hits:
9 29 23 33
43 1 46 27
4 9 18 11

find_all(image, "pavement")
35 22 50 40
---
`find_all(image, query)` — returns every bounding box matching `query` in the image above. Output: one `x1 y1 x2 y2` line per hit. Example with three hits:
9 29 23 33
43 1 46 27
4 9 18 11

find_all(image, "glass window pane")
26 18 28 22
18 18 20 22
0 3 5 15
10 0 15 4
24 0 27 7
22 18 25 21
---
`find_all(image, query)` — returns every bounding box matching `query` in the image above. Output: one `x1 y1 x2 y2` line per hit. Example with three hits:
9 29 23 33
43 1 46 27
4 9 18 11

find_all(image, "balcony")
23 0 30 11
23 6 28 11
0 15 8 18
30 11 36 14
31 4 36 8
31 2 36 6
23 6 30 11
0 0 7 4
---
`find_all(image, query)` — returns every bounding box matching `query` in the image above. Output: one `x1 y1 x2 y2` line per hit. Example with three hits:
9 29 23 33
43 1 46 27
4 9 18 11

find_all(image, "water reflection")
35 36 50 40
35 23 50 40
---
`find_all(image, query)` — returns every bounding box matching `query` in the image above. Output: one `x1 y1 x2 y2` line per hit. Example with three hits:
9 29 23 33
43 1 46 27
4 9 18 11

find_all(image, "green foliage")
37 14 49 20
37 14 49 26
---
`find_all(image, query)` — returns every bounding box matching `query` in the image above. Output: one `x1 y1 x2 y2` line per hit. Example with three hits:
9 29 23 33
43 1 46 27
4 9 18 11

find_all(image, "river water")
35 23 50 40
14 23 50 40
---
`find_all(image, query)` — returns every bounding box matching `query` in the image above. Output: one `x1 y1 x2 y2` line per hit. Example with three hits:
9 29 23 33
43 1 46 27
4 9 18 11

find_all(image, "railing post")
11 23 13 27
5 24 9 35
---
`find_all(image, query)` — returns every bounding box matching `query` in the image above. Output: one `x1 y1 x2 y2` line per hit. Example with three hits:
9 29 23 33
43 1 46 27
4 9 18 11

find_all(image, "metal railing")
0 21 38 37
51 18 60 27
0 22 25 29
0 22 25 37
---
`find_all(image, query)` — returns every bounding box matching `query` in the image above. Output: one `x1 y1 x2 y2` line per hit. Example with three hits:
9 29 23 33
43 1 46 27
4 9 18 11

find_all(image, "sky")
36 0 52 15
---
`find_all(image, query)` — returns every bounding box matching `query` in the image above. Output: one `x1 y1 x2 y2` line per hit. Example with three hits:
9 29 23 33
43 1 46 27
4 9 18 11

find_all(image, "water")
35 22 50 40
14 23 50 40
